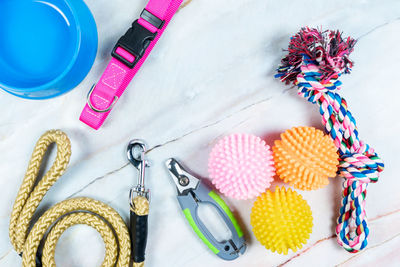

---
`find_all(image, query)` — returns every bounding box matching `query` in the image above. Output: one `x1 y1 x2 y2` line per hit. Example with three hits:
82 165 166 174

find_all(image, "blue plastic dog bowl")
0 0 98 99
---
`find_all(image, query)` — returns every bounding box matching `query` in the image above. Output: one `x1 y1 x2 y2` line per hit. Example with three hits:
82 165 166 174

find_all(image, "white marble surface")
1 0 400 266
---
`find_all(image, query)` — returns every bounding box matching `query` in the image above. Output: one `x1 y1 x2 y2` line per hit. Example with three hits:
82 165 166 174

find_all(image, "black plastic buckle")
111 10 164 68
111 20 156 68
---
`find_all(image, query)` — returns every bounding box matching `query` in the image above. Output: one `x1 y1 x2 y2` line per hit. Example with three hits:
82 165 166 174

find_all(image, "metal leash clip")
165 158 246 261
127 140 150 265
127 140 150 203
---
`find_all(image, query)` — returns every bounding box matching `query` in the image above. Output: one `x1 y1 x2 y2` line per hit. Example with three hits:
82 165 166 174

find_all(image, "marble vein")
67 163 129 198
67 93 281 197
357 17 400 40
277 235 336 267
149 94 276 150
277 208 400 267
0 249 11 262
336 233 400 266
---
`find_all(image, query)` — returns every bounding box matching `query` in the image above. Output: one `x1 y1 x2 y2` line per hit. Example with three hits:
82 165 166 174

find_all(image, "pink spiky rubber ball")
208 134 275 200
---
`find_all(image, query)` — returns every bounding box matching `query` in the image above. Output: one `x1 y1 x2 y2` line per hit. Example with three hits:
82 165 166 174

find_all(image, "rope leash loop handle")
9 130 131 266
275 28 384 252
9 130 71 254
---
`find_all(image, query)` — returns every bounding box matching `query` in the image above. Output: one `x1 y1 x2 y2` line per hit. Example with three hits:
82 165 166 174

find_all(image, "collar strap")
80 0 183 130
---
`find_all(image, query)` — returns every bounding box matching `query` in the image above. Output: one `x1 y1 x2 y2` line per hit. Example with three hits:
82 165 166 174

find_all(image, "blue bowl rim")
0 0 96 94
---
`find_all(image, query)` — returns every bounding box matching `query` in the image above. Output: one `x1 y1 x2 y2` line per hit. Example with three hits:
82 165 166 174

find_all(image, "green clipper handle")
177 182 246 261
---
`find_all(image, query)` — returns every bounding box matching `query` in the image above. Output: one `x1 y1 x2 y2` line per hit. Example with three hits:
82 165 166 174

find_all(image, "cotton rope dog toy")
208 134 275 200
9 130 134 266
273 126 338 190
275 27 384 252
250 186 313 255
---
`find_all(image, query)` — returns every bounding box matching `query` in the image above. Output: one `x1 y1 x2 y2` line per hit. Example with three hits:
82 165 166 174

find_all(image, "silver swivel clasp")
127 140 150 206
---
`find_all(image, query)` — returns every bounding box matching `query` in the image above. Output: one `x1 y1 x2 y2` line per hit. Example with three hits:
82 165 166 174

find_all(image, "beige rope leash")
131 196 149 216
9 130 131 267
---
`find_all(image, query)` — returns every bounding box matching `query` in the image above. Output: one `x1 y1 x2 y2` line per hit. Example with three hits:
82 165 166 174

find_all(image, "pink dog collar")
80 0 183 130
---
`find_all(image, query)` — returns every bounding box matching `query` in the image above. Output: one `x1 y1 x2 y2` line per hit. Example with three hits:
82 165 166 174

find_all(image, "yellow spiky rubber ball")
273 126 338 190
251 186 313 254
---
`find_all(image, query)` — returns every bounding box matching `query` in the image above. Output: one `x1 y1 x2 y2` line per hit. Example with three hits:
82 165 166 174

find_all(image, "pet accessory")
208 134 275 200
273 126 338 190
9 130 131 266
127 140 150 267
0 0 97 99
275 27 384 252
250 186 313 255
165 158 246 261
80 0 183 130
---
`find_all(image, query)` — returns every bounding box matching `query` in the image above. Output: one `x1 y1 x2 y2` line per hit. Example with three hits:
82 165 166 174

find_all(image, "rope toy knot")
275 27 384 253
298 61 342 91
276 27 356 86
339 151 384 184
296 61 343 104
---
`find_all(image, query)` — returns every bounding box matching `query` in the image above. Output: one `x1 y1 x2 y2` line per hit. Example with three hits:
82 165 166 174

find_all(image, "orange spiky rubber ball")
250 186 313 254
273 126 338 190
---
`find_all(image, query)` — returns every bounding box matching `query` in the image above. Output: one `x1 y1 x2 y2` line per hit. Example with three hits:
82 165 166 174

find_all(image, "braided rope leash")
275 28 384 252
9 130 131 266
